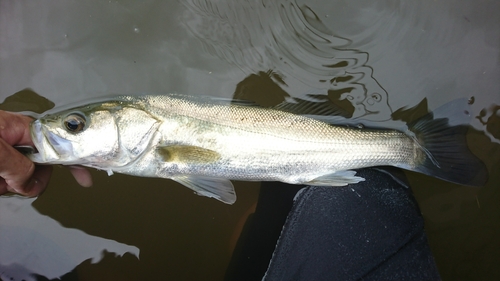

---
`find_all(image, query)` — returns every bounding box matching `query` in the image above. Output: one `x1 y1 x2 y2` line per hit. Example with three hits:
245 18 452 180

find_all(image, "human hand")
0 110 92 196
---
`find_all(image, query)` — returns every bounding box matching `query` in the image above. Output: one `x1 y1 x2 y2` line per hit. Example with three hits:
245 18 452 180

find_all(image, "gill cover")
29 100 160 167
112 106 161 162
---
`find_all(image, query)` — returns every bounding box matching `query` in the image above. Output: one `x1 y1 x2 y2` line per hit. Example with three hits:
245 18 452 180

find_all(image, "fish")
25 94 488 204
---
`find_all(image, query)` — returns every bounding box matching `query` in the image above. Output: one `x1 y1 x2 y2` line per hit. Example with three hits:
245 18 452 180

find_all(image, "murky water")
1 0 499 280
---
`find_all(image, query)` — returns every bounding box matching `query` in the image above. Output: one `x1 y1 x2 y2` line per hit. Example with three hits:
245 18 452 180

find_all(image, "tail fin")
408 100 488 186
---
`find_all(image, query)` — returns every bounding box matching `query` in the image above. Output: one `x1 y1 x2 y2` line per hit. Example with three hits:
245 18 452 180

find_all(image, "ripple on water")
182 0 395 121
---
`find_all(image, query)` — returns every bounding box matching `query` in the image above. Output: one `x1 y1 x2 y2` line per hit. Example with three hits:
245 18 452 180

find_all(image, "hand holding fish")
0 110 92 196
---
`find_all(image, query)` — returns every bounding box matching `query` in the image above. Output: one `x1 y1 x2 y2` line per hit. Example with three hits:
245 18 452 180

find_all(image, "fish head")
29 100 160 168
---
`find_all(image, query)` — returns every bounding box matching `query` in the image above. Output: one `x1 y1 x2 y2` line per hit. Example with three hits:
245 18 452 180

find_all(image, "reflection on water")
0 89 55 114
0 0 499 280
183 0 392 121
0 196 139 281
477 104 500 143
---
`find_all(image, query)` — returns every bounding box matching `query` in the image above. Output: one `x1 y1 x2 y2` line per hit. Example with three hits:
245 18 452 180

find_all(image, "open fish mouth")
14 145 38 154
28 120 72 163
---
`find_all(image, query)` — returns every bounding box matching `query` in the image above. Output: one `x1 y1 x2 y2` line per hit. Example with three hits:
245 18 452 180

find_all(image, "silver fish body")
27 94 486 203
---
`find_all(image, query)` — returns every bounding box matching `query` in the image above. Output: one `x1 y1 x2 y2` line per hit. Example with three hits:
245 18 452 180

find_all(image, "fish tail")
407 100 488 186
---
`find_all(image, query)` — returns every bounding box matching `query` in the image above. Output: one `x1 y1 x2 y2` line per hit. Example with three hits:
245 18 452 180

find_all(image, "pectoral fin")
157 145 221 164
306 170 365 186
172 175 236 204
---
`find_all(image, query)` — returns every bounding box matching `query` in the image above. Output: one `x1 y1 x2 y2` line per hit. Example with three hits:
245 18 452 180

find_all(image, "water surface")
1 0 499 280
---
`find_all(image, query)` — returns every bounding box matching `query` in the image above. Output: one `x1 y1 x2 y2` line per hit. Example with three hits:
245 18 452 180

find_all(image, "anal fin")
306 170 365 186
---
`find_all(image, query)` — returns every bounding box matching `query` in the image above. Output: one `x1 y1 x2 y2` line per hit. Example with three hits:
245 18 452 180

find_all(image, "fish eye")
63 113 86 133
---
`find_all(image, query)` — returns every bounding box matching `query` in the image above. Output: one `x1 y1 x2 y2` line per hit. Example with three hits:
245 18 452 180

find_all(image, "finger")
0 138 34 194
23 165 53 197
0 111 34 146
0 111 49 196
0 178 7 195
68 166 93 187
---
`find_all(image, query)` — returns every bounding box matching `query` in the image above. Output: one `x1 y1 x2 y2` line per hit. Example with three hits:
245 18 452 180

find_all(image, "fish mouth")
29 120 73 164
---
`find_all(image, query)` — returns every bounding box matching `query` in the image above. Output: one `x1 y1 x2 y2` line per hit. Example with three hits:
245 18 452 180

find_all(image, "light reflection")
182 0 392 121
476 104 500 144
0 196 139 281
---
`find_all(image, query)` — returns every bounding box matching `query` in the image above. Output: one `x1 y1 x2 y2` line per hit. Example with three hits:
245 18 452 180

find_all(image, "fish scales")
25 94 487 204
123 95 417 182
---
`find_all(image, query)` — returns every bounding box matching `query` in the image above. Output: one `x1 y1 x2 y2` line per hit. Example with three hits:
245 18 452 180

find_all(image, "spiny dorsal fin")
273 97 349 119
